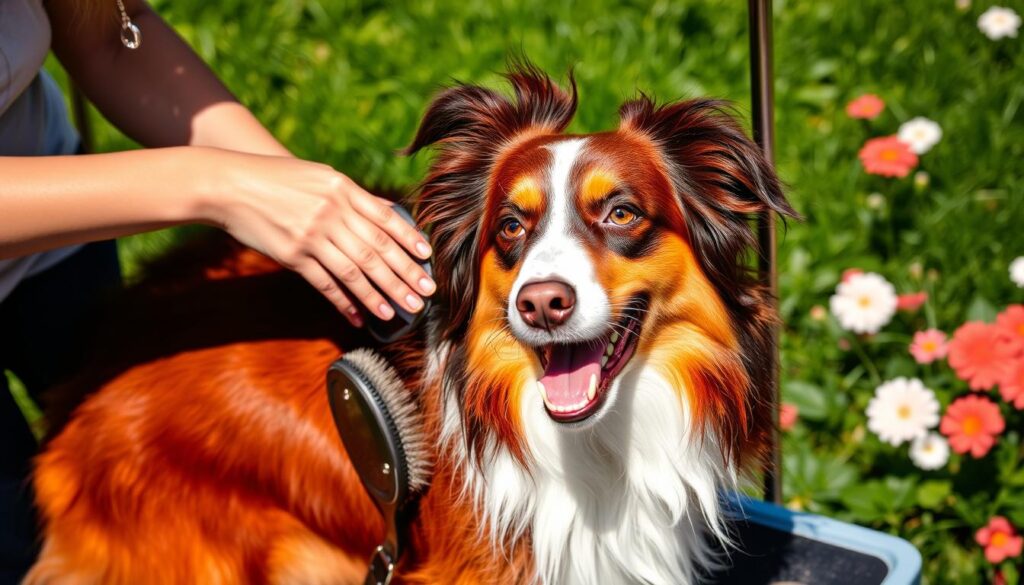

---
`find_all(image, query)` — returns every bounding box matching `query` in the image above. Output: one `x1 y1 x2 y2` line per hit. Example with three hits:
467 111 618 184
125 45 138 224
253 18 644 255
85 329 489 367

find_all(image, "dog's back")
27 233 382 584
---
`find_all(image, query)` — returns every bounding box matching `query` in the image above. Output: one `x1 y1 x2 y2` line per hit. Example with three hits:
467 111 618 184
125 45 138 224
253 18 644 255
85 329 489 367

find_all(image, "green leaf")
917 480 952 510
1003 562 1019 585
783 381 829 421
965 296 999 323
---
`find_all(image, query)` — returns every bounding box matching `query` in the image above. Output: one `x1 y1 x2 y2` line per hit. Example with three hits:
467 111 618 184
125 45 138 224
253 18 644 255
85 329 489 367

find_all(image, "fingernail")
350 315 364 327
378 303 395 320
406 293 423 311
416 242 431 257
419 277 435 294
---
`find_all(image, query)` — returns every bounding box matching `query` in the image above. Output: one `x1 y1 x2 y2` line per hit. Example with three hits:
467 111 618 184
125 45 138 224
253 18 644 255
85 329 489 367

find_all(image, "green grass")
35 0 1024 582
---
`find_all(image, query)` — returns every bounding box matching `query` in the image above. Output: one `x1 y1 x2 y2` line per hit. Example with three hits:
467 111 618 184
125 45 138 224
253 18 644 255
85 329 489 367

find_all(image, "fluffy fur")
28 63 794 585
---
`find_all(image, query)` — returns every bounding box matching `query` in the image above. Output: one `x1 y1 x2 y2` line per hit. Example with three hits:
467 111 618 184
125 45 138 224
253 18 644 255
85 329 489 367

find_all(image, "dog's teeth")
588 374 597 401
600 355 608 367
605 343 615 356
611 332 620 343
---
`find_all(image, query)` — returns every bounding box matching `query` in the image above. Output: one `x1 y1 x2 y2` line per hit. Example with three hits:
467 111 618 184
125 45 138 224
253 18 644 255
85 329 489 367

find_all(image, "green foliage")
47 0 1023 582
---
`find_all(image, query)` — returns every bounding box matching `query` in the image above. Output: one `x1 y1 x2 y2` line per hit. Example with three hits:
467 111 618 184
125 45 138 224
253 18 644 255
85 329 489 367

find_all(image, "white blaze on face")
506 138 610 346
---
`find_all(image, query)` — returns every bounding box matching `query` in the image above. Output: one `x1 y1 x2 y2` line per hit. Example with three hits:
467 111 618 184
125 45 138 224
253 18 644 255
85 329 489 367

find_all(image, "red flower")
910 329 948 364
999 358 1024 409
976 517 1023 564
859 136 919 178
897 292 928 312
940 395 1005 458
948 322 1017 390
994 305 1024 355
841 268 864 283
779 403 799 431
846 94 885 119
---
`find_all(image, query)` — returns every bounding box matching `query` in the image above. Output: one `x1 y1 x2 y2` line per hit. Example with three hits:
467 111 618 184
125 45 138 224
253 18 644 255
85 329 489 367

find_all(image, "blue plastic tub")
711 494 922 585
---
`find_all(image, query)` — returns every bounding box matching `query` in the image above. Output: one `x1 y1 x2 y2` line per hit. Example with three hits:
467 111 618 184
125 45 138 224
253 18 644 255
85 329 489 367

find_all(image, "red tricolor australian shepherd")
28 64 794 584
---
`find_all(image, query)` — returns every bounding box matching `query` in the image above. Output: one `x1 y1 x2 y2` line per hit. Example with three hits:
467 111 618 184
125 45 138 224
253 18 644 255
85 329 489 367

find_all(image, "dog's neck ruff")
433 343 735 585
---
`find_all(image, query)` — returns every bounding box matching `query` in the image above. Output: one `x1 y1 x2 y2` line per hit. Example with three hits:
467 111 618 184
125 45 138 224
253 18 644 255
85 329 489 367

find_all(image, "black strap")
364 544 395 585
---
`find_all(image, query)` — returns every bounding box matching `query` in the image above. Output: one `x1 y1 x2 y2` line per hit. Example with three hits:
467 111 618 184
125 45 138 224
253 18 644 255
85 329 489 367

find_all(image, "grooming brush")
326 348 432 585
365 205 433 344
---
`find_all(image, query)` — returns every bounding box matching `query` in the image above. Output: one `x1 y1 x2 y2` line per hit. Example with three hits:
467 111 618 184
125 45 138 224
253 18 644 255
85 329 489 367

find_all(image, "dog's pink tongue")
540 343 604 409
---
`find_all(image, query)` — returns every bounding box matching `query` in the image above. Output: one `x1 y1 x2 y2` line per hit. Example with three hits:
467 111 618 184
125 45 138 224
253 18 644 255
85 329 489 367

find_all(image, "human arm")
0 148 437 325
7 0 436 324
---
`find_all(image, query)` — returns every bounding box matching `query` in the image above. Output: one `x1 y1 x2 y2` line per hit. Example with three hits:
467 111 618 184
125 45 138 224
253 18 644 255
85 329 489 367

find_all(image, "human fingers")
347 188 432 260
294 260 364 326
312 240 402 320
327 225 424 315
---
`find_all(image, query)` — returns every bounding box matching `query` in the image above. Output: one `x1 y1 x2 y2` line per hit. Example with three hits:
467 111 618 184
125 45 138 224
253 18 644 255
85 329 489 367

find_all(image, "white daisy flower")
866 378 941 446
1011 257 1024 288
978 6 1021 40
898 117 942 154
829 272 898 334
909 432 950 470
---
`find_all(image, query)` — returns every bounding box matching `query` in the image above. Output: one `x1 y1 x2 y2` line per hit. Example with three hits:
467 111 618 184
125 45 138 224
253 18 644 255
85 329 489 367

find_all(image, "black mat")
709 519 890 585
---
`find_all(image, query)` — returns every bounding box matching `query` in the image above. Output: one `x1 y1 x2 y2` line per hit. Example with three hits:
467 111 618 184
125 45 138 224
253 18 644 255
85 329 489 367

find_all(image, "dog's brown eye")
607 206 639 226
500 219 526 239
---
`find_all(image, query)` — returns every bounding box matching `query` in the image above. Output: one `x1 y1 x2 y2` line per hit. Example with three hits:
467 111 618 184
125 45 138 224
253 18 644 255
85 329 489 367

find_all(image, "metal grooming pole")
748 0 782 505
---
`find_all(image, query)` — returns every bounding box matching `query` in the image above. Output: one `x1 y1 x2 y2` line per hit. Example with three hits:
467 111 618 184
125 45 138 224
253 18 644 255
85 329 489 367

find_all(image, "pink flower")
910 329 948 364
897 292 928 312
975 517 1023 564
846 94 885 119
999 358 1024 409
841 268 864 283
948 322 1017 390
779 403 799 431
940 395 1005 458
859 136 919 178
994 305 1024 356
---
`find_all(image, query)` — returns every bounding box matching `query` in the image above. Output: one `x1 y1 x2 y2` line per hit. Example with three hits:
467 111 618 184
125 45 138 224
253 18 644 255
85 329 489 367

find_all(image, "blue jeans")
0 240 121 583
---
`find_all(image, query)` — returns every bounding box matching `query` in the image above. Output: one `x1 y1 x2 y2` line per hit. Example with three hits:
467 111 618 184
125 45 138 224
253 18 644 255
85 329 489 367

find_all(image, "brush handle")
364 204 432 343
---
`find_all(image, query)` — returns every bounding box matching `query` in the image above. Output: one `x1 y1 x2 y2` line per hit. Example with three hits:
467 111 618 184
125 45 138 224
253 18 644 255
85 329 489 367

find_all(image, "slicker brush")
326 348 432 584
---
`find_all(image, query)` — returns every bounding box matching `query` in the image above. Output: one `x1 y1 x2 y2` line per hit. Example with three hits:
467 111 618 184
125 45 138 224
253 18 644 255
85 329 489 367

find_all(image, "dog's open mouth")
534 299 646 423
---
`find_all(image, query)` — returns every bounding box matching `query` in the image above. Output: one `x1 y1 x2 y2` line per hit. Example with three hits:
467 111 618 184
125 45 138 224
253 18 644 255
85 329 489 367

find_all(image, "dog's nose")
516 280 576 330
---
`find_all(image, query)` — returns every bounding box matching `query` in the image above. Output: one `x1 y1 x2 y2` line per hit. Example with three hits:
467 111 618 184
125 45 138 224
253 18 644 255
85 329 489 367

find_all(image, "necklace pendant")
120 20 142 50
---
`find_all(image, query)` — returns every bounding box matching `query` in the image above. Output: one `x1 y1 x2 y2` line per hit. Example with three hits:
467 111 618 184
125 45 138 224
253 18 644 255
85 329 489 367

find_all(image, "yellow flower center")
897 405 912 420
992 532 1008 548
962 415 982 436
881 149 900 162
922 341 936 352
1017 323 1024 336
858 296 873 308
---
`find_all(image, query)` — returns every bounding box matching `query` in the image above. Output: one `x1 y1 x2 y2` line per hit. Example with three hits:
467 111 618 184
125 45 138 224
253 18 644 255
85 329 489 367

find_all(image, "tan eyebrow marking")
508 177 544 213
580 169 620 207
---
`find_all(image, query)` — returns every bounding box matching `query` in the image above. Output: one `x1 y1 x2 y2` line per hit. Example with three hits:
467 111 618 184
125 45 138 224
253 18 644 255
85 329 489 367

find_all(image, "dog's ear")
618 96 797 310
619 97 798 465
406 62 577 338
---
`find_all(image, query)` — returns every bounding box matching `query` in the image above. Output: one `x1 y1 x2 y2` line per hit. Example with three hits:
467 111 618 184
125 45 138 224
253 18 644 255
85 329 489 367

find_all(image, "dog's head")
407 63 795 472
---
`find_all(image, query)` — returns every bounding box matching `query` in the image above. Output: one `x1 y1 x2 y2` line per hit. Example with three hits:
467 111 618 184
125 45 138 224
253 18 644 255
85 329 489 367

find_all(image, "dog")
27 63 794 585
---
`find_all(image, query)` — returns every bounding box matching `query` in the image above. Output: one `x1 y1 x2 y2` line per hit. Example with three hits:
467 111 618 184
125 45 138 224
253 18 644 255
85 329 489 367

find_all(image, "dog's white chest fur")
441 359 734 585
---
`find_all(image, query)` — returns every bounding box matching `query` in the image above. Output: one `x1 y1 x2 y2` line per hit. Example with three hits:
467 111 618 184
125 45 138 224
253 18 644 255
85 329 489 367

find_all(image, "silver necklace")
115 0 142 49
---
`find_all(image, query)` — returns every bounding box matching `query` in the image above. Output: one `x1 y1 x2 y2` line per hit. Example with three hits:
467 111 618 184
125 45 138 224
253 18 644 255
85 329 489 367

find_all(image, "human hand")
196 148 434 326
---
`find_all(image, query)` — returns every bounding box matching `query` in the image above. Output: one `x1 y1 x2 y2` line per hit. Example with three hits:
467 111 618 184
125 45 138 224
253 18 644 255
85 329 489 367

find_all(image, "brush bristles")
343 348 433 492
